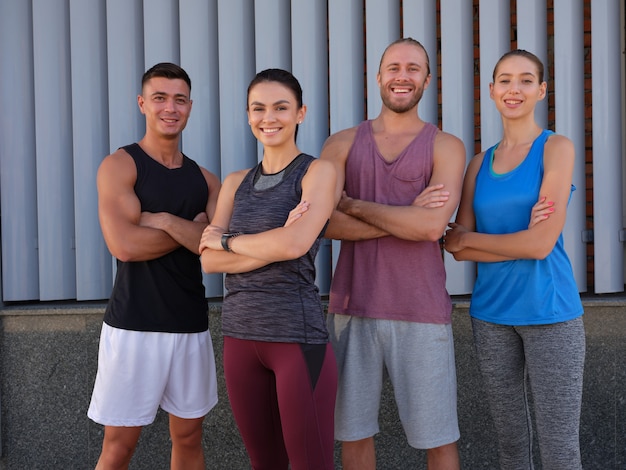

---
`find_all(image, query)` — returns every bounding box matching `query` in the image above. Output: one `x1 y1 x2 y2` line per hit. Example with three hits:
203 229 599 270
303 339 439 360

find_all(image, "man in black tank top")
88 63 221 469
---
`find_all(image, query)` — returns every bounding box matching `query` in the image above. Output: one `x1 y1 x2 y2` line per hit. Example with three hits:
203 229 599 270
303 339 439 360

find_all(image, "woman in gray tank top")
199 69 338 470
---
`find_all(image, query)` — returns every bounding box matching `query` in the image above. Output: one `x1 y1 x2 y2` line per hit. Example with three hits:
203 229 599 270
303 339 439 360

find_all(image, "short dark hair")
379 38 431 76
492 49 545 83
142 62 191 91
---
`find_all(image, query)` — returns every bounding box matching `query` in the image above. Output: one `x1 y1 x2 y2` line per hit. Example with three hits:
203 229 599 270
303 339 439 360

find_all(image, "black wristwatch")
221 232 242 252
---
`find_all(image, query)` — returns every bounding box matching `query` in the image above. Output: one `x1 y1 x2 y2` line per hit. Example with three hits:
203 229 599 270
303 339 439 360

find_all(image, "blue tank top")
470 130 583 325
222 154 329 344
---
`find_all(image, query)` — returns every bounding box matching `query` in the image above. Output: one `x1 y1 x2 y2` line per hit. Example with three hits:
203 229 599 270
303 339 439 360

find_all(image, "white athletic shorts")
327 314 460 449
87 322 218 427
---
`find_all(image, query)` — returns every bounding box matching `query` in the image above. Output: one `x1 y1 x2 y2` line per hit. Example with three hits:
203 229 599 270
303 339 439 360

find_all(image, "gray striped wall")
0 0 623 302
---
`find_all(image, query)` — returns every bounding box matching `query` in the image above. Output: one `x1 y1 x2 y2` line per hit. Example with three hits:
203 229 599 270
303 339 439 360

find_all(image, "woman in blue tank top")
198 69 337 470
443 50 585 469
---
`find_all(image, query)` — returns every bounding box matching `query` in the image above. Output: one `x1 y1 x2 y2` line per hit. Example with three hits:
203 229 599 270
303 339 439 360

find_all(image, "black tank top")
103 143 209 333
222 154 329 344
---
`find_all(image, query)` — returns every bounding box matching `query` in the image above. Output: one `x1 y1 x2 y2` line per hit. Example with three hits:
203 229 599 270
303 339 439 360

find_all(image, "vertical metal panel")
32 0 76 300
106 0 145 154
217 0 256 176
105 0 145 283
440 0 475 295
402 0 438 125
478 0 509 149
327 0 365 271
180 0 220 175
254 0 291 71
253 0 292 162
0 0 39 301
69 0 113 300
291 1 331 293
143 0 180 67
328 0 365 134
180 0 223 297
291 2 328 158
209 0 253 304
553 0 587 292
516 0 548 128
591 0 624 293
365 0 401 119
622 0 626 286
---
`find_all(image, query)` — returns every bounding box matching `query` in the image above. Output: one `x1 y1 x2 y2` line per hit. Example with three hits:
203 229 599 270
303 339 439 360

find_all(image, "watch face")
221 233 232 252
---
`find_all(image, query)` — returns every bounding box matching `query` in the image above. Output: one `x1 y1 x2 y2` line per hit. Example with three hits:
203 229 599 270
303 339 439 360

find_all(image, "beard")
380 84 425 114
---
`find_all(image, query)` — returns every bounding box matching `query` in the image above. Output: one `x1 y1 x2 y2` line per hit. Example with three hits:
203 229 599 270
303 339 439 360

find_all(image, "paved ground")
0 297 624 469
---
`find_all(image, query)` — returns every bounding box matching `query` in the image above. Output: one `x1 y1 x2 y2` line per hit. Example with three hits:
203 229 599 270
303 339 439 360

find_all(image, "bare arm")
97 149 185 262
320 128 389 241
200 160 336 273
337 131 466 242
445 135 574 261
200 170 269 274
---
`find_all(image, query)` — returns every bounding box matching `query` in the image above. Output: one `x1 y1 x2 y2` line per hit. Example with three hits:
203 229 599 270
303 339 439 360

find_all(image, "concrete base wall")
0 297 624 469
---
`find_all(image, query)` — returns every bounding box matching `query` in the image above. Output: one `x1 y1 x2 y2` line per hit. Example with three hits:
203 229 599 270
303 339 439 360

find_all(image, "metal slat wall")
0 0 623 302
554 0 587 292
69 0 112 299
179 0 223 296
0 0 39 301
32 0 76 300
517 0 549 128
591 0 624 292
328 0 365 270
440 0 476 295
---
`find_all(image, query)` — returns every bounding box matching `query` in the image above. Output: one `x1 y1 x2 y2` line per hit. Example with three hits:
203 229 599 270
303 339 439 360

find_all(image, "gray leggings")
471 316 585 470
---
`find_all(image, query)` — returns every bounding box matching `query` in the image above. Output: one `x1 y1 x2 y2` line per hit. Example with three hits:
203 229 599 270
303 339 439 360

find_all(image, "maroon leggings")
224 337 338 470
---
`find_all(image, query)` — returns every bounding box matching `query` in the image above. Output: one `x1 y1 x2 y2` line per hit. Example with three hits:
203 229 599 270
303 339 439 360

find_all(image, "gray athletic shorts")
88 323 218 427
327 314 460 449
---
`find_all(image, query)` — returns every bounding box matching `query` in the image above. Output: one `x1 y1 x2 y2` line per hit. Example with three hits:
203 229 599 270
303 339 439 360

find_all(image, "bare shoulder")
308 157 334 173
200 166 221 188
320 125 359 162
97 148 136 185
544 133 574 158
434 129 465 155
223 167 252 189
99 147 134 169
466 151 486 176
304 158 336 185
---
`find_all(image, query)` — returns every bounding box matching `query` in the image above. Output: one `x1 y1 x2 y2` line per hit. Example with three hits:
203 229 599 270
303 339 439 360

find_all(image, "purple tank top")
329 121 452 324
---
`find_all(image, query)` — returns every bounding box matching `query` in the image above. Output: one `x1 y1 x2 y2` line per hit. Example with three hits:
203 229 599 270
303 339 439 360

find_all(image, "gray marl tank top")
222 154 329 344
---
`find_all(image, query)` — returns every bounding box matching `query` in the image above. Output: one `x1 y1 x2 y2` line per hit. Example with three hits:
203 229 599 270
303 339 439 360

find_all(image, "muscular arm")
97 149 180 262
337 131 466 242
446 135 574 261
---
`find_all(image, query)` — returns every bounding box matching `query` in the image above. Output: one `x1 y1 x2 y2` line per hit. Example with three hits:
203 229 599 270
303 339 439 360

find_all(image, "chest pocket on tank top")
389 172 425 206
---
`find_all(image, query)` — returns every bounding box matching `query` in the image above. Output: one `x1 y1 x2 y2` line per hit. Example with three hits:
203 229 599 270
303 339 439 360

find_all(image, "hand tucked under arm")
528 196 554 228
411 184 450 208
443 223 514 262
284 200 310 227
324 206 389 240
140 211 208 255
198 224 226 253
